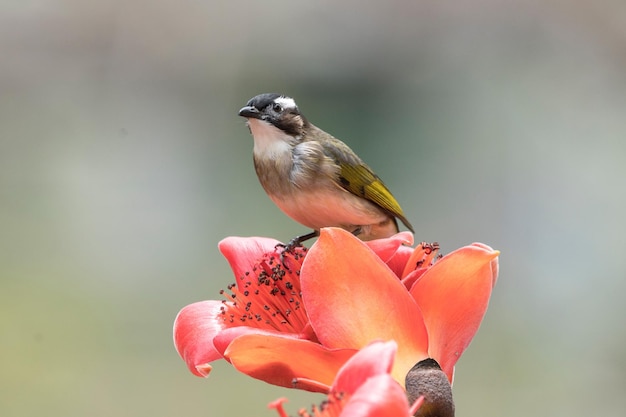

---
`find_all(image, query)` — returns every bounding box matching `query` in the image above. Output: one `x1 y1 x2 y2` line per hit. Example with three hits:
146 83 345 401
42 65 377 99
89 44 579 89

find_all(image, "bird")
238 93 413 243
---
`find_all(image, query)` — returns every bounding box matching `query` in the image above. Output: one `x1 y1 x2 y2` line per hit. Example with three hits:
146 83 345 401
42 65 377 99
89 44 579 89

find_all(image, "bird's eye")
272 103 283 113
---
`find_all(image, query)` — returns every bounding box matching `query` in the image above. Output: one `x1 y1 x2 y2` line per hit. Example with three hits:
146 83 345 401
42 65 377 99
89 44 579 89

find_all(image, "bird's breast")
268 187 389 232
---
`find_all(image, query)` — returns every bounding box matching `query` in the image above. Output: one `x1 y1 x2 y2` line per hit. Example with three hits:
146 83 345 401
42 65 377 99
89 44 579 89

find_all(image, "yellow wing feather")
339 162 414 232
312 125 414 232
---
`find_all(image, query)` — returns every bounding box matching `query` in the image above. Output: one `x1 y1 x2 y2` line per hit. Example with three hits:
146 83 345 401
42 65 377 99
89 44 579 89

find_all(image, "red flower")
174 228 498 391
222 228 498 389
268 341 423 417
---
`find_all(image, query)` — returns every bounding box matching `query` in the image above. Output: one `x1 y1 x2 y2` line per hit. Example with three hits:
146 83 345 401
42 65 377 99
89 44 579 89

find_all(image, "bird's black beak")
238 105 262 119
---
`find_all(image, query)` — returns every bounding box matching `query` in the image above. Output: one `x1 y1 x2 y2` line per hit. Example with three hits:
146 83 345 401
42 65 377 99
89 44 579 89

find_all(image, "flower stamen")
218 247 309 333
401 241 441 279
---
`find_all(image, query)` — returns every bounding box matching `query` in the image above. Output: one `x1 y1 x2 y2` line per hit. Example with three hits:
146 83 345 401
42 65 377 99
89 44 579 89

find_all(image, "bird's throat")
248 119 296 160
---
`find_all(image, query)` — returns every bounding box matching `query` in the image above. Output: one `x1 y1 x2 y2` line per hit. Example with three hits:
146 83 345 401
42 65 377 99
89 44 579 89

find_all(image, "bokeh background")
2 1 625 416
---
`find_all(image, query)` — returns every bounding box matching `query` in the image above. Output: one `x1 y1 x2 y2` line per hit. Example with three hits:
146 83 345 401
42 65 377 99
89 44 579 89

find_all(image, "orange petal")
471 242 500 286
301 228 429 382
385 245 416 279
410 244 499 380
400 268 428 291
225 333 357 392
365 231 414 264
212 326 300 356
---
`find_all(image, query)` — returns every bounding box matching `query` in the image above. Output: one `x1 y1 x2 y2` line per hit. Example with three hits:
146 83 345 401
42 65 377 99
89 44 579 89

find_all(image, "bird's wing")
337 162 414 232
318 135 414 232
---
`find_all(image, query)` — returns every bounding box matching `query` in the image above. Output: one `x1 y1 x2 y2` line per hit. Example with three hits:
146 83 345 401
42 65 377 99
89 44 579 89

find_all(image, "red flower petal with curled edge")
173 300 224 377
410 243 499 380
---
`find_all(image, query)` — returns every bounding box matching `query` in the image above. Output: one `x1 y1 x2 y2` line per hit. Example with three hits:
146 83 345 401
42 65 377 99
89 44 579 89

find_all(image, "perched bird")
238 93 413 242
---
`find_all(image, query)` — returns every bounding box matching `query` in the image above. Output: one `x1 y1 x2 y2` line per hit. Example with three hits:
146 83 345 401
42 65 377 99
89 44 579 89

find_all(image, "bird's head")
238 93 307 137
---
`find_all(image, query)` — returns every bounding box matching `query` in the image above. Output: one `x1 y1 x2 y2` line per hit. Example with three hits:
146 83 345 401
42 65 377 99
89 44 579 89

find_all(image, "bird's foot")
275 230 319 269
276 230 319 252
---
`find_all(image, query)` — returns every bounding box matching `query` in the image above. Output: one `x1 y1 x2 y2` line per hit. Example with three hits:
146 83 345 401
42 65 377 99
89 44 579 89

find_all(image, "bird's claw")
275 231 319 270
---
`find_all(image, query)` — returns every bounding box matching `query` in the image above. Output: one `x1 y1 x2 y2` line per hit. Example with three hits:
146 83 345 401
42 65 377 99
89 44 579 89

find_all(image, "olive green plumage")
338 161 413 232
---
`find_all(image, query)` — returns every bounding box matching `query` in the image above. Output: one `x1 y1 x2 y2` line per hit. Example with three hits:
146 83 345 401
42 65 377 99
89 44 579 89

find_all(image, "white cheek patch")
274 96 297 111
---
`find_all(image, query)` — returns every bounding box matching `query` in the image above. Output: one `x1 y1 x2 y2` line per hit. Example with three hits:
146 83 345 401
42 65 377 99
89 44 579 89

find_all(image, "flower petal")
218 236 282 280
410 243 499 379
173 300 225 377
471 242 500 286
224 333 357 392
341 374 412 417
385 245 416 279
213 326 303 356
400 268 428 291
301 228 429 383
365 231 414 264
331 341 397 396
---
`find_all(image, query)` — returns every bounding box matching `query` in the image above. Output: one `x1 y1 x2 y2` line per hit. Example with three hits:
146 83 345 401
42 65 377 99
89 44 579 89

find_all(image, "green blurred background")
2 1 625 416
